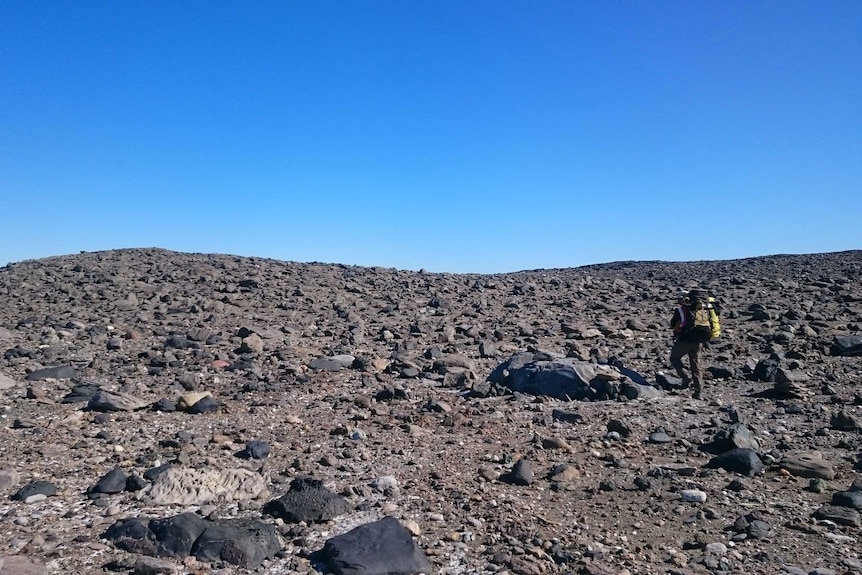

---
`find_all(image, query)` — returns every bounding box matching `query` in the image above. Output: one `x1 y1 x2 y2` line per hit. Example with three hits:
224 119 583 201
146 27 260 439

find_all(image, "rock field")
1 247 861 575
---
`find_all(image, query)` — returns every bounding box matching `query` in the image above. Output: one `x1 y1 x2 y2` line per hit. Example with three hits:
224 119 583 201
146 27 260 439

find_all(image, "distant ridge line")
3 247 861 276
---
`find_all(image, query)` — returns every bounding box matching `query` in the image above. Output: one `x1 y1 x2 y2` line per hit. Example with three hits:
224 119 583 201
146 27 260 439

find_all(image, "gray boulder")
104 512 281 569
313 516 433 575
488 354 645 401
831 335 862 356
706 424 760 454
705 448 763 477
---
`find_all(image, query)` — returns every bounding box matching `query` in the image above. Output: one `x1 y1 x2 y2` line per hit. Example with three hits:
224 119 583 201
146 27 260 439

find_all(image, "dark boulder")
103 512 281 569
89 468 128 494
831 335 862 356
487 354 645 401
263 477 350 523
705 448 763 477
313 516 433 575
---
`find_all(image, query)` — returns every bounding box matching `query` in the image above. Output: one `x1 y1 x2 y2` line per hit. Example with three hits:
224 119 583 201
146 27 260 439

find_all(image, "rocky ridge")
0 248 861 575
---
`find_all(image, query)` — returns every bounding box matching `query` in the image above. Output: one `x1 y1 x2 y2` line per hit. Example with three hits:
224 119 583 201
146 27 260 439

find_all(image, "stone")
780 452 836 479
87 389 151 412
487 354 644 401
707 423 759 453
648 429 673 444
705 448 764 477
90 468 129 494
153 397 176 412
501 459 533 486
243 440 270 459
143 463 173 481
177 392 212 410
606 419 632 437
104 512 281 568
308 355 354 371
655 372 686 391
186 396 220 414
831 335 862 356
12 481 57 500
263 477 350 523
177 372 200 390
25 365 77 380
239 333 264 354
812 504 861 527
746 519 773 539
681 489 707 503
313 516 433 575
186 328 214 343
189 516 282 568
832 491 862 509
146 467 267 506
830 409 862 430
548 464 581 482
61 383 101 403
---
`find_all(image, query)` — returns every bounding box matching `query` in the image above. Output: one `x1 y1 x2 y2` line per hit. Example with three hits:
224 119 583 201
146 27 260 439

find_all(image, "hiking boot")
693 390 703 400
679 376 691 390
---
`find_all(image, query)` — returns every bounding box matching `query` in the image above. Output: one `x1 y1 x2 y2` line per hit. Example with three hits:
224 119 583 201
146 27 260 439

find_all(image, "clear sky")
1 1 860 273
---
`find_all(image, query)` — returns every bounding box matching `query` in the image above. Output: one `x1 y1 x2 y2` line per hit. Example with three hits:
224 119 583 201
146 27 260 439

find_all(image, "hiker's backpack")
683 293 715 343
707 296 722 339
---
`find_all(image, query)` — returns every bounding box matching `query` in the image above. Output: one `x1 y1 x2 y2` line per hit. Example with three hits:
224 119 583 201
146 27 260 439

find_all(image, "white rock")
681 489 707 503
146 467 267 506
371 475 399 493
824 532 856 544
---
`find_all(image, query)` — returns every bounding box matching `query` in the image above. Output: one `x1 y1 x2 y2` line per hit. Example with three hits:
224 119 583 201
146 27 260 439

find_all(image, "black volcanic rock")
263 477 350 523
313 516 433 575
104 512 281 568
705 448 764 477
831 335 862 356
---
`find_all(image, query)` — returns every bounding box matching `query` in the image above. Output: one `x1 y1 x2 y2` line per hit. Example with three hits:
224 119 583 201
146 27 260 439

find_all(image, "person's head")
689 289 707 302
676 290 688 304
688 289 708 309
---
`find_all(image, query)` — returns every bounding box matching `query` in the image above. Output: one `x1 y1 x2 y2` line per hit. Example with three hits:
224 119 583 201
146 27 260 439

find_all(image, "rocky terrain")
0 247 861 575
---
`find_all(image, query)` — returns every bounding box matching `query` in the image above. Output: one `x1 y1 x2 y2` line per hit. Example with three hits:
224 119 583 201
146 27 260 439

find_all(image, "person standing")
670 289 714 400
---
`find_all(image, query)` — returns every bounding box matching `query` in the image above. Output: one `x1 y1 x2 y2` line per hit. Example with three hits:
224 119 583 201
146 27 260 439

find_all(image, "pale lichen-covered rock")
145 467 268 506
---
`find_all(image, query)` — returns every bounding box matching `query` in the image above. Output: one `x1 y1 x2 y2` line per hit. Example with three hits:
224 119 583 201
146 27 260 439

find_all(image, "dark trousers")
670 339 702 394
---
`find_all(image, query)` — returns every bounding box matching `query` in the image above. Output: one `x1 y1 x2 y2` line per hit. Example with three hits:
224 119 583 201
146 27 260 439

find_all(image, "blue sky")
2 1 860 273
